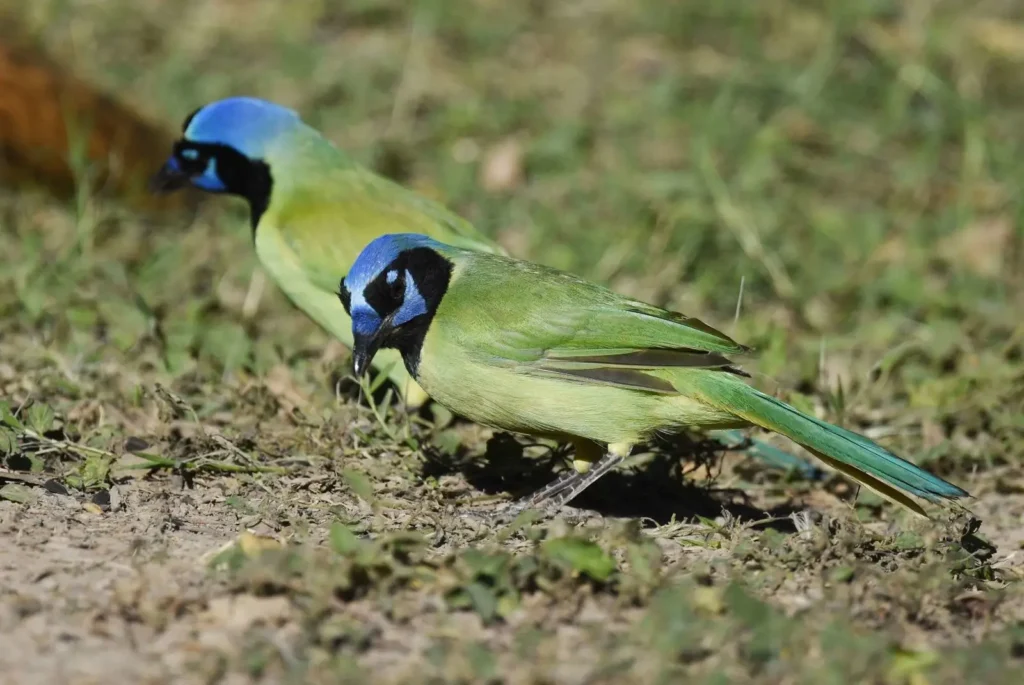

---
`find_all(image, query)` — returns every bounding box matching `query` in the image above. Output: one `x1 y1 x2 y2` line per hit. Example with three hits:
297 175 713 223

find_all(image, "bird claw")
459 499 594 528
455 506 494 524
453 501 539 527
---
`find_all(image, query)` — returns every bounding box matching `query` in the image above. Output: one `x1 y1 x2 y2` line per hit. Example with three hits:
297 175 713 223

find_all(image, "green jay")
339 233 968 517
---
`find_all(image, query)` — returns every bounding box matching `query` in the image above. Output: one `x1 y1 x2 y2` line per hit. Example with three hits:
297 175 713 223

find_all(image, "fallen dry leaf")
202 594 292 633
480 137 524 193
263 363 310 413
968 18 1024 61
868 236 909 266
237 529 283 557
938 217 1011 278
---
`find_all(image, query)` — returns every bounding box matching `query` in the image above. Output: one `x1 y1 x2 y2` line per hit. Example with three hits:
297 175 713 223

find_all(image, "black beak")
352 331 383 378
148 159 191 194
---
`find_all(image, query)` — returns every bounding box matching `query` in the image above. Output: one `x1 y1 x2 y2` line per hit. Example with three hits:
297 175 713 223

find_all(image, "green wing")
440 252 749 394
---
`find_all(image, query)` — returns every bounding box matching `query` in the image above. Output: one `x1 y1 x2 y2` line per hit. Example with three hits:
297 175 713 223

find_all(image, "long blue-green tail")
687 374 969 516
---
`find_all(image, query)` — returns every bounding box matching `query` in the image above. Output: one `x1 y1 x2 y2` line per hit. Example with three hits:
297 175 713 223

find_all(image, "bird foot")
454 502 532 527
456 452 626 529
453 507 497 530
458 499 591 528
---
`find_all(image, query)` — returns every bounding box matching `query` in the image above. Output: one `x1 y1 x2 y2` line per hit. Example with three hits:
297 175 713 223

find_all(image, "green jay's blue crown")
184 96 300 160
343 234 447 336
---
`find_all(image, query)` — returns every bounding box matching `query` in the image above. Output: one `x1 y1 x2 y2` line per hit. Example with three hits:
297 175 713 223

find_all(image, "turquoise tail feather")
685 373 968 513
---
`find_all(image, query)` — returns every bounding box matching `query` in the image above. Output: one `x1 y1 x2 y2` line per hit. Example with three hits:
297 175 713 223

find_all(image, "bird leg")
540 451 623 510
509 467 589 510
454 457 589 525
501 438 605 514
458 463 589 525
499 442 632 519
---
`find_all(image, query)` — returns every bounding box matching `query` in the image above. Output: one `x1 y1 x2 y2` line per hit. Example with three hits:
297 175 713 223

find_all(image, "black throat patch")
362 246 454 378
172 140 274 233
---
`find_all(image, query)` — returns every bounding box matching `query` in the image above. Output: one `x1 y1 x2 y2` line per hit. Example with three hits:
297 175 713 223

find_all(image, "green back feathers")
436 250 748 394
260 126 500 292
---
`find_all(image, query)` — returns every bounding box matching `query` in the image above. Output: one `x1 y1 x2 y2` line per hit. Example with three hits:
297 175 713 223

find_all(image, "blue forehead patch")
344 234 445 296
184 97 300 159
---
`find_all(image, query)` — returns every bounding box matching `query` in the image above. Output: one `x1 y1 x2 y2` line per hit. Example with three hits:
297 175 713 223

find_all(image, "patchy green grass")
2 0 1024 682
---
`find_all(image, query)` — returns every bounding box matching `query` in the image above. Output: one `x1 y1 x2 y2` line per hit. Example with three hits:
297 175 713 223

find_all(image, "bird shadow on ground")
421 432 804 532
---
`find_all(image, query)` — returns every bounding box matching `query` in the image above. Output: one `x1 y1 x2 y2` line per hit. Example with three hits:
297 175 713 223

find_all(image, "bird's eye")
363 268 406 318
173 142 207 173
387 270 404 300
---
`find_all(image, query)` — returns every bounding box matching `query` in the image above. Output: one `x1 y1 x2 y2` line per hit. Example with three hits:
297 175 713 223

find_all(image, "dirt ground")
2 435 1023 683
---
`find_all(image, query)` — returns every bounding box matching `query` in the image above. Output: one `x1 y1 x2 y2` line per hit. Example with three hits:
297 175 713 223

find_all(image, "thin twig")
698 149 796 300
732 275 746 333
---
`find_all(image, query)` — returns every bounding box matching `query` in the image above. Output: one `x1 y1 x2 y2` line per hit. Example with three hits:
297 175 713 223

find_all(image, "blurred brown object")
0 17 200 215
